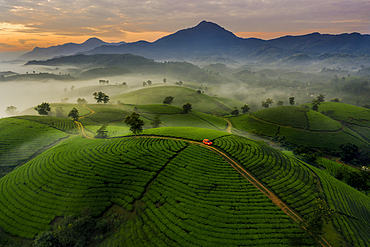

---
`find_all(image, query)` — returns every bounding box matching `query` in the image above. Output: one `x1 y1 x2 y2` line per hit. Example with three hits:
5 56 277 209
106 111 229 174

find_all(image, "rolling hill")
0 128 321 246
313 102 370 142
111 85 244 115
229 106 370 151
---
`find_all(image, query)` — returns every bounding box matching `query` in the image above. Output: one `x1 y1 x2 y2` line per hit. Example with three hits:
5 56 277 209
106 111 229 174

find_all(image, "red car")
203 139 212 145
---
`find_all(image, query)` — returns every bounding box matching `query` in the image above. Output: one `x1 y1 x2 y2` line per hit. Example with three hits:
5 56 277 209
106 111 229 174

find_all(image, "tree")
306 198 332 237
182 103 192 114
317 94 325 102
265 98 273 105
261 101 269 108
147 80 152 86
102 94 110 104
77 98 87 104
163 78 166 83
241 104 250 113
150 114 162 128
363 103 370 109
5 105 17 115
277 100 284 106
339 143 359 163
93 92 109 104
197 89 202 94
163 96 174 105
124 112 144 136
35 102 51 116
231 107 239 115
142 81 147 86
122 82 127 87
68 108 79 121
71 85 74 91
312 99 320 112
329 98 340 102
289 97 295 106
95 124 108 138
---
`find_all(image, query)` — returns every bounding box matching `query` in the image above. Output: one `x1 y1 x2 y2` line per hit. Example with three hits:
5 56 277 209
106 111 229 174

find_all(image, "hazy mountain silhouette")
20 21 370 63
80 21 370 61
19 38 126 61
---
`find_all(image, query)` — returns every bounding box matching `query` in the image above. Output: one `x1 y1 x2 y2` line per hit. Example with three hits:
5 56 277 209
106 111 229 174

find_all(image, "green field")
309 102 370 141
229 106 370 151
111 85 242 115
0 132 316 246
309 165 370 247
0 117 70 168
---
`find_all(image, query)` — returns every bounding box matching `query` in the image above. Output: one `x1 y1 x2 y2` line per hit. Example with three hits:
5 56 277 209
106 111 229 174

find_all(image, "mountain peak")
83 37 105 44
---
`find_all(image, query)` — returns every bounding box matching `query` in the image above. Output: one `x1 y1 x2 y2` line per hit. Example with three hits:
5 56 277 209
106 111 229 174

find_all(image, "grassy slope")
314 102 370 142
308 164 370 247
229 106 370 151
111 85 235 115
0 131 316 246
0 117 70 168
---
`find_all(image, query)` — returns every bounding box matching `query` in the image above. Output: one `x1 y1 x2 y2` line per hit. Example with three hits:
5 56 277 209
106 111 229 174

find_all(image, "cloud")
18 38 39 45
0 43 16 48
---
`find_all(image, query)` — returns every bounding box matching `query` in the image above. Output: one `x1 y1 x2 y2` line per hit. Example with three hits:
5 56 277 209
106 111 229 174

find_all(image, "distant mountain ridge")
19 38 126 61
80 21 370 62
20 21 370 63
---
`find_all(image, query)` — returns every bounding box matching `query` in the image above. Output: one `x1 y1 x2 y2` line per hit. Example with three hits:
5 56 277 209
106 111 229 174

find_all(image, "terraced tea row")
309 166 370 247
101 144 315 246
0 137 187 238
213 135 319 219
0 117 69 167
230 111 370 151
16 115 78 134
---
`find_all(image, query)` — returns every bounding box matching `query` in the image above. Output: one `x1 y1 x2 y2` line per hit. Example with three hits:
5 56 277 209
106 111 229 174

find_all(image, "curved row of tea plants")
309 165 370 247
0 117 69 167
101 144 316 246
0 136 187 238
213 135 319 219
229 111 370 151
16 115 78 134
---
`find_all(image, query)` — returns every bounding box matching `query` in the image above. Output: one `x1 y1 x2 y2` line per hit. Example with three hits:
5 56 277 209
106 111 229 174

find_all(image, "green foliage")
150 114 162 128
241 104 250 113
0 136 188 238
67 108 79 121
77 98 87 104
309 165 370 246
111 86 235 115
339 143 359 163
95 124 108 138
329 98 340 102
317 94 325 102
0 117 69 169
93 92 109 104
261 101 269 108
182 102 192 113
102 141 315 246
306 198 331 236
230 107 368 151
35 102 51 116
230 106 239 115
277 100 284 106
163 96 174 105
289 97 295 106
124 112 144 135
